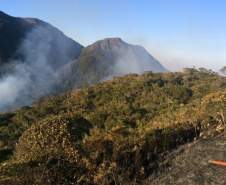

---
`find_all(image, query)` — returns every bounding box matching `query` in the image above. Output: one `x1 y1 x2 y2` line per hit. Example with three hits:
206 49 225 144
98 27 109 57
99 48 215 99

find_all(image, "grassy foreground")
0 69 225 184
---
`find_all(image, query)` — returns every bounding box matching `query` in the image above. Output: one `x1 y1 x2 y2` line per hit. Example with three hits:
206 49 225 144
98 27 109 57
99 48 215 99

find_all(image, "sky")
0 0 226 71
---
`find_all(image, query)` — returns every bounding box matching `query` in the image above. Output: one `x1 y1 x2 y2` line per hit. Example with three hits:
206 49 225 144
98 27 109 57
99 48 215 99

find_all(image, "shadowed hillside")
0 11 83 111
0 69 225 184
0 11 83 73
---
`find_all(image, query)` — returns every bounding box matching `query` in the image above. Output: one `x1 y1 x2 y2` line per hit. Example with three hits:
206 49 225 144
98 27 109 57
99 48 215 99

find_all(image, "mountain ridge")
0 10 166 111
0 11 83 67
58 37 166 90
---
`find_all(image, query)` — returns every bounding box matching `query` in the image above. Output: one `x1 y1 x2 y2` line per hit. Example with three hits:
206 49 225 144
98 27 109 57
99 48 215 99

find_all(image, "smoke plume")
0 25 72 111
113 45 165 75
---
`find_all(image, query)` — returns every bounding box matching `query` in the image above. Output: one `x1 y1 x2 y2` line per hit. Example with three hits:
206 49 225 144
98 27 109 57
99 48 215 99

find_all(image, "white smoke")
0 74 27 110
112 44 166 75
0 25 70 111
0 33 166 111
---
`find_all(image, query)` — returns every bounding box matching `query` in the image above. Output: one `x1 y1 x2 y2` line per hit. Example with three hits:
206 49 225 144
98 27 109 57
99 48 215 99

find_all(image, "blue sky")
1 0 226 70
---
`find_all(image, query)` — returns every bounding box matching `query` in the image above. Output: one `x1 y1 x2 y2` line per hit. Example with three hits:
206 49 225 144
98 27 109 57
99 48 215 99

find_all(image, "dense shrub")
0 70 225 184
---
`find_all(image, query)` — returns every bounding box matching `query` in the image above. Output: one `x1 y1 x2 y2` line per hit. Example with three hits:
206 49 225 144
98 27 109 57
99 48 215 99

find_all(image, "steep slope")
0 11 83 69
59 38 166 89
0 69 225 185
0 11 167 111
0 11 83 111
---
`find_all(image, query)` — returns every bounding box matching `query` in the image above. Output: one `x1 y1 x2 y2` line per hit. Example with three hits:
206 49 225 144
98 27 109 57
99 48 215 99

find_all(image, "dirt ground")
143 134 226 185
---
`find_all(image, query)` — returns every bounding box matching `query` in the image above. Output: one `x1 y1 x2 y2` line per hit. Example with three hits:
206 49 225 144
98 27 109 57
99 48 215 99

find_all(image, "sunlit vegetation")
0 69 225 184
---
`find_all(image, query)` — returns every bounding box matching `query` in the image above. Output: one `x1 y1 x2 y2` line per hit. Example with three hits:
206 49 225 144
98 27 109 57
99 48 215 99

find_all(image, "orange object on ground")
208 160 226 167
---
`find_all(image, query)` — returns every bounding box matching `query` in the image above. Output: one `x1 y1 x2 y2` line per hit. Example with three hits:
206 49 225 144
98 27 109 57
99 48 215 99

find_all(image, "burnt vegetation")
0 69 225 184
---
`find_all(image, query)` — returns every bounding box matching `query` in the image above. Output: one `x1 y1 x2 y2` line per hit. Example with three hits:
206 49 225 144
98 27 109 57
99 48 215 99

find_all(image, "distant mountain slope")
81 38 165 73
0 10 83 72
0 11 166 111
0 11 83 111
59 38 166 89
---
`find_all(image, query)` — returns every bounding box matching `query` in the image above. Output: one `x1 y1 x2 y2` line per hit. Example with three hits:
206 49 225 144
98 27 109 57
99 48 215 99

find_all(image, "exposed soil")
143 133 226 185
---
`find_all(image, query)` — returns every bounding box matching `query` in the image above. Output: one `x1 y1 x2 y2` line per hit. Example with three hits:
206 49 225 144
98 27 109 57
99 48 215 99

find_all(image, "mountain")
0 11 84 111
0 69 225 184
0 11 83 69
58 38 166 89
0 11 166 111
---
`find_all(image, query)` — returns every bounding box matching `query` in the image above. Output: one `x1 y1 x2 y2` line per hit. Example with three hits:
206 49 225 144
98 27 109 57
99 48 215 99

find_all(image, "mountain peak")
86 38 135 53
89 37 125 49
101 37 124 44
0 11 11 18
99 37 124 43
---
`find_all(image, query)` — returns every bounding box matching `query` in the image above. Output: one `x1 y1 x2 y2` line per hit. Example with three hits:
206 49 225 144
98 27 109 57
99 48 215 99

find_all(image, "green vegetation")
0 69 225 184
